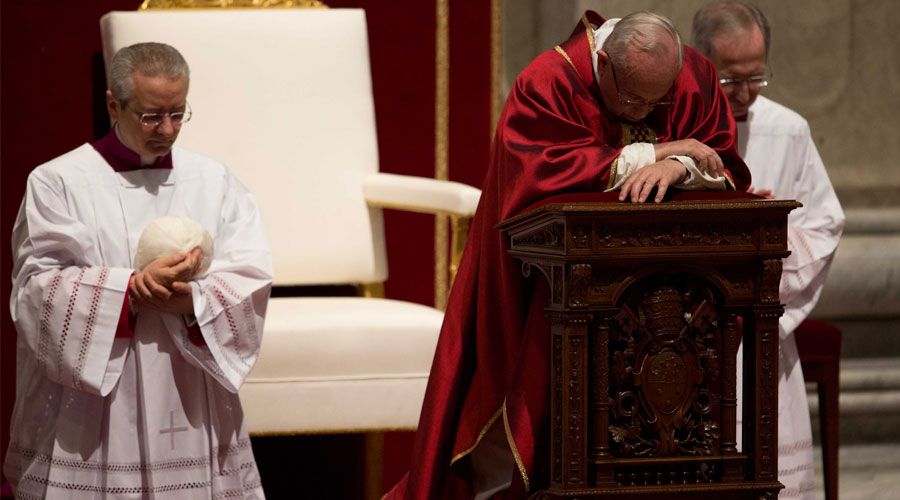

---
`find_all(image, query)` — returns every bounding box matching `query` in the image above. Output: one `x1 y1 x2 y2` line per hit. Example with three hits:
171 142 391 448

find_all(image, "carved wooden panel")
761 259 783 303
754 309 782 481
511 220 564 251
607 278 722 460
567 333 586 485
552 333 563 484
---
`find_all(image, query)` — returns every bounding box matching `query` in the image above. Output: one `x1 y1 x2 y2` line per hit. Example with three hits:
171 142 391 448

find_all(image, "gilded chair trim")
140 0 328 9
358 282 385 299
434 0 451 310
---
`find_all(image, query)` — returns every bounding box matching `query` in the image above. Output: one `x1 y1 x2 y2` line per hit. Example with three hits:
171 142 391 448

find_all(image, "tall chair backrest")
101 9 387 287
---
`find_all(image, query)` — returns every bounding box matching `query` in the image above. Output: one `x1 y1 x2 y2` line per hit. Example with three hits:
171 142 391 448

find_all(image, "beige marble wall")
503 0 900 206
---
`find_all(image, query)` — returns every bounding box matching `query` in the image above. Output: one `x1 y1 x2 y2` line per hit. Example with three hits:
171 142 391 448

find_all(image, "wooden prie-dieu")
497 192 799 499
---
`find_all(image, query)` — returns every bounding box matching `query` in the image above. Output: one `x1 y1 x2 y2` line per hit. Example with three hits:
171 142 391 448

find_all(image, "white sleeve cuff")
605 143 656 191
667 155 727 191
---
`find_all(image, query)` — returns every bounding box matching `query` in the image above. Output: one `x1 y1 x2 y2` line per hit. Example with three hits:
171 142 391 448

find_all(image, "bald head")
603 11 683 82
596 11 683 122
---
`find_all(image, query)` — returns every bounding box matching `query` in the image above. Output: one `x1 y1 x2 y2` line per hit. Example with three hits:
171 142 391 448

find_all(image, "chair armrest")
364 172 481 217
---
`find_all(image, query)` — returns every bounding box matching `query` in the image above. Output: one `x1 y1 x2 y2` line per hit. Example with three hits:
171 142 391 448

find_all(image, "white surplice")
735 95 846 499
4 144 272 499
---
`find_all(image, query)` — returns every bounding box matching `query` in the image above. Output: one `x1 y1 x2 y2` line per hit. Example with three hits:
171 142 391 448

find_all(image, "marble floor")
812 444 900 499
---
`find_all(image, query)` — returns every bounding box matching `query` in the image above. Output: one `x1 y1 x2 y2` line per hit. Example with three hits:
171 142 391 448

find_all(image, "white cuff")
667 155 727 191
605 143 656 191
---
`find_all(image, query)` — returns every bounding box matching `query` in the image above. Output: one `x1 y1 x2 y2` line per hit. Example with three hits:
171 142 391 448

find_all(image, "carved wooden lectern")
498 193 799 499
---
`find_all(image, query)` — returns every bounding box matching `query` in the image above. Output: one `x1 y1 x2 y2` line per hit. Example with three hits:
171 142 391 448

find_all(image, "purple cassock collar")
91 128 174 172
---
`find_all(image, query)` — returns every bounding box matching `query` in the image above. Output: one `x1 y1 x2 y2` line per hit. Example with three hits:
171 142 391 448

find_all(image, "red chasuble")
387 11 750 499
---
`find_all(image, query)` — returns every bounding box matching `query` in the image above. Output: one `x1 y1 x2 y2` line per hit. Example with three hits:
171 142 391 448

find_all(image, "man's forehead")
128 73 189 109
711 26 766 64
131 73 188 92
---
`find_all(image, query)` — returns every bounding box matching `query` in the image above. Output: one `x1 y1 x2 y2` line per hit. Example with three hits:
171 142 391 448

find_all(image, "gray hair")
602 11 684 76
692 1 770 62
109 42 190 104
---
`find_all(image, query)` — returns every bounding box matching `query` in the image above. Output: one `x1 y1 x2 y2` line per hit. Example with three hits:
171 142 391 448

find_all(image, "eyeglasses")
129 102 192 128
718 75 769 91
608 58 675 108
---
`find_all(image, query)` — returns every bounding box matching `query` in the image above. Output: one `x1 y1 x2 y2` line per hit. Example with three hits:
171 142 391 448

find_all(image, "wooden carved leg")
753 307 781 484
721 312 740 455
549 311 591 490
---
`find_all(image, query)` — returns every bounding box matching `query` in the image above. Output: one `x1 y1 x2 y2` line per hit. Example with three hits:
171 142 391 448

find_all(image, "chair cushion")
795 318 842 363
252 297 443 380
239 296 443 433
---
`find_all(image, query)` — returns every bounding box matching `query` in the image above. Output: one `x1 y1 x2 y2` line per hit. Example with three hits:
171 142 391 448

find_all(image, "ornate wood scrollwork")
571 224 592 249
756 312 781 479
568 334 585 483
552 334 563 484
552 266 563 305
592 317 612 459
763 223 783 245
681 222 753 246
568 264 592 308
512 221 564 250
595 221 755 249
597 223 676 248
608 279 723 459
761 259 782 303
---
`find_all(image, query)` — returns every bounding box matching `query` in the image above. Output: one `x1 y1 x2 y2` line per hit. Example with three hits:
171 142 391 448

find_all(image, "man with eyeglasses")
692 2 845 499
387 10 751 500
4 42 271 498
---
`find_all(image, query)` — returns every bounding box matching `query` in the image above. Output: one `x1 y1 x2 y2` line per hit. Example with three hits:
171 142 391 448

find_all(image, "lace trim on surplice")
8 439 259 496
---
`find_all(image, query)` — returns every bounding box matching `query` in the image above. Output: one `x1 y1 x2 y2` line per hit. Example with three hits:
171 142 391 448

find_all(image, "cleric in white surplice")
693 3 846 498
4 42 271 499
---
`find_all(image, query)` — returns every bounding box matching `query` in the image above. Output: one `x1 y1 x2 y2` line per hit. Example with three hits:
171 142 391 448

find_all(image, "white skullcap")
133 216 213 277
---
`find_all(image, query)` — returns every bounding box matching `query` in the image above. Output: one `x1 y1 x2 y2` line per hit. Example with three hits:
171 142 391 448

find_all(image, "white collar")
591 18 620 85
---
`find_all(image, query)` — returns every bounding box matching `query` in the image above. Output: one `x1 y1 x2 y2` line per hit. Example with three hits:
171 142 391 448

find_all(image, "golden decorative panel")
140 0 327 9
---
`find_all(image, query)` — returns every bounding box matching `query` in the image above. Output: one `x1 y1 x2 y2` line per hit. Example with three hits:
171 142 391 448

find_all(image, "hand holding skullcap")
134 216 213 277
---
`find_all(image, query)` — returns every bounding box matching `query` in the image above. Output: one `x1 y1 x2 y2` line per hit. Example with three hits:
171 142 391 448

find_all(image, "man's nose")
157 114 177 135
632 107 653 121
733 82 752 103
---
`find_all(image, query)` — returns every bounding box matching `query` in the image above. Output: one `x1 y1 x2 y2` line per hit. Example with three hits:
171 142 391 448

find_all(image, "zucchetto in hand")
133 216 213 276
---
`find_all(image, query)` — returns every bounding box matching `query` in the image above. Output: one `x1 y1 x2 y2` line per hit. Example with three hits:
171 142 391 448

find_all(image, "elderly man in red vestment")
387 10 750 499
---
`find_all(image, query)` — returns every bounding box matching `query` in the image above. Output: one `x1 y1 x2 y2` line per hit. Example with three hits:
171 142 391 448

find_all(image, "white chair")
101 7 480 498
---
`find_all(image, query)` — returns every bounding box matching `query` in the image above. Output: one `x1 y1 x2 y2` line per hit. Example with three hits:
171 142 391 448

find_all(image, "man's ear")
597 49 610 66
106 90 120 124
